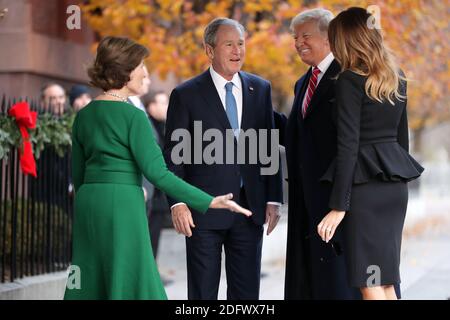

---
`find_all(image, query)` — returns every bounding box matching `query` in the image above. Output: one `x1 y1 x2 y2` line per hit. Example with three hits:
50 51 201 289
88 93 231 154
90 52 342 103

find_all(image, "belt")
83 171 142 186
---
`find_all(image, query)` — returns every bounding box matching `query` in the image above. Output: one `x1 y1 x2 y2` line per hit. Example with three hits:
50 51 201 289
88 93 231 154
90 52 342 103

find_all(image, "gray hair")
204 18 245 47
290 8 334 36
40 82 66 99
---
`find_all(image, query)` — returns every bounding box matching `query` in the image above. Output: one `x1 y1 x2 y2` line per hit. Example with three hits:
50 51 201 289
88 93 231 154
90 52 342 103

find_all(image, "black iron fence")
0 97 73 283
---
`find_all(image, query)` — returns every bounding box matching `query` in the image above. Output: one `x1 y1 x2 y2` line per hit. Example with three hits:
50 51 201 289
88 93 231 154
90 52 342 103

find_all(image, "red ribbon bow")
8 102 37 177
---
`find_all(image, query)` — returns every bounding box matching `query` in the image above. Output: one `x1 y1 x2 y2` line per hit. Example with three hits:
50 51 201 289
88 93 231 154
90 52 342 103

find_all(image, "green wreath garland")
0 111 75 160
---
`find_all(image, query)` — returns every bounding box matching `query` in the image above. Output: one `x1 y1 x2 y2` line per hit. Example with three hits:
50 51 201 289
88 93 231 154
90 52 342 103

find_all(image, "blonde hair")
328 7 405 104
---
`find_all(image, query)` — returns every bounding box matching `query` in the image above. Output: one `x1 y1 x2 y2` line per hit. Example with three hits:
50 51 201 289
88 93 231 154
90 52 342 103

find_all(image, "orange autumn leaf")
81 0 448 150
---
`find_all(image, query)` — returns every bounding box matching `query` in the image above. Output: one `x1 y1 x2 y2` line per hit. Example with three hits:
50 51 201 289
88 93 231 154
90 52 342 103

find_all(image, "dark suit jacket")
320 70 424 210
283 60 360 299
164 69 283 229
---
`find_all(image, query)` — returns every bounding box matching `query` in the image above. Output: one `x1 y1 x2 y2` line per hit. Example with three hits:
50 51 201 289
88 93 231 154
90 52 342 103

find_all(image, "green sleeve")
71 115 85 192
128 110 213 213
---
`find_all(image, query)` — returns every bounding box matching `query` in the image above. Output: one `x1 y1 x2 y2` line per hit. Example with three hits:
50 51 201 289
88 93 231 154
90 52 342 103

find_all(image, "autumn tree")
81 0 307 109
82 0 449 153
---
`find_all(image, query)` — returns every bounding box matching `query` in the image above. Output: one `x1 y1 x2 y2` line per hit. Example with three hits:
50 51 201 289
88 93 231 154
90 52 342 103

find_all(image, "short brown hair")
87 36 149 91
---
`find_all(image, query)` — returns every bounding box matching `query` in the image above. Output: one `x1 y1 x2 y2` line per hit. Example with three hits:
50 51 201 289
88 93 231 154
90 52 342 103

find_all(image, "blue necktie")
225 82 243 187
225 82 239 137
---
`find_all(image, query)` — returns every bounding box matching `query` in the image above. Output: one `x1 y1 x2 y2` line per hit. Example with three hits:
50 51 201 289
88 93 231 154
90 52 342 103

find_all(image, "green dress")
64 100 213 300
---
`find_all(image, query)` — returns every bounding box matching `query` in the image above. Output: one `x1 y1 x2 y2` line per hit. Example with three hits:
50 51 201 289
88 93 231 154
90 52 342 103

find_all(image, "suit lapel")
196 70 231 131
286 73 307 153
294 69 311 126
304 60 340 119
238 71 254 132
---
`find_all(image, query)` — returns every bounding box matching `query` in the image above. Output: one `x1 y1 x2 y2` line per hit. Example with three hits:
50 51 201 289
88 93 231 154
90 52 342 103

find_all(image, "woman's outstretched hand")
210 193 252 217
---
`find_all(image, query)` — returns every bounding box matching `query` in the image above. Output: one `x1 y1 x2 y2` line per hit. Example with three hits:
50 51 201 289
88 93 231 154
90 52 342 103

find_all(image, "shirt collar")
315 52 334 74
209 66 241 91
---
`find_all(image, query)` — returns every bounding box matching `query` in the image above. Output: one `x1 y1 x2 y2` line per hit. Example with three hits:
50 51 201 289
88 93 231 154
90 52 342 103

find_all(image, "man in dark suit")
164 17 283 300
282 8 360 300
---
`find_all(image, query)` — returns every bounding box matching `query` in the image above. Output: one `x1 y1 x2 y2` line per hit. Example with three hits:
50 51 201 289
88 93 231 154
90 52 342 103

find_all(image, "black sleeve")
397 81 409 152
328 71 364 211
163 88 190 207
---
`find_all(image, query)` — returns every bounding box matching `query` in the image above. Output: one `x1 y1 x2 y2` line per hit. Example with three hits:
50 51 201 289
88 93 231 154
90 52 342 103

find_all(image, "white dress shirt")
128 95 147 113
209 66 243 129
301 52 335 109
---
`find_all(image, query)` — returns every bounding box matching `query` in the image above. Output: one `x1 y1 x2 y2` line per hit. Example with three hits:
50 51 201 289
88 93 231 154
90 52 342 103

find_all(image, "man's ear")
324 37 331 49
205 43 214 60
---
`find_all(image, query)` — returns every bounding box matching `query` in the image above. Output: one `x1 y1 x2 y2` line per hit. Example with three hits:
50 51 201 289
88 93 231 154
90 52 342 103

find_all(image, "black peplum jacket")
320 70 424 211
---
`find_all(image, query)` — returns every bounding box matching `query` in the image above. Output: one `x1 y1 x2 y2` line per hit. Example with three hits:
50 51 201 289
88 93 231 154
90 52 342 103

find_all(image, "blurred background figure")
143 90 170 259
69 84 92 112
145 90 169 124
126 66 161 259
128 65 155 205
128 65 151 113
40 83 67 116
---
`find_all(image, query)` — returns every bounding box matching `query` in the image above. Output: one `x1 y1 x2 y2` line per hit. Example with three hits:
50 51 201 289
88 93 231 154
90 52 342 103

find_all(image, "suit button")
320 257 324 262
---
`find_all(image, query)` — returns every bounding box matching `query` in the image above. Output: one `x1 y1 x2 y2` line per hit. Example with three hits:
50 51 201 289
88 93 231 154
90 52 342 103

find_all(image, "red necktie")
302 67 321 118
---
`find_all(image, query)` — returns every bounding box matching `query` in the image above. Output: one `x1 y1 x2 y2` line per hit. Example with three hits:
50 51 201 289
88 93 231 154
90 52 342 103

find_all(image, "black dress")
321 70 424 288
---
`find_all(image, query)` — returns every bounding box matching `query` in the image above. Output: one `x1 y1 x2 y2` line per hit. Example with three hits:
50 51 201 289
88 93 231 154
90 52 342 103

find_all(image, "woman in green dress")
64 36 251 300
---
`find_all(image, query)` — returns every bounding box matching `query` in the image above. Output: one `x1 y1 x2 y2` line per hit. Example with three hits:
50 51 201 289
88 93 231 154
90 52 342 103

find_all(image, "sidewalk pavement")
158 204 450 300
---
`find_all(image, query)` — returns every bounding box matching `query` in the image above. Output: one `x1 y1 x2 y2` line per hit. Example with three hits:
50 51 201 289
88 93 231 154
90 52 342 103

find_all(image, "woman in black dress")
318 7 424 300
